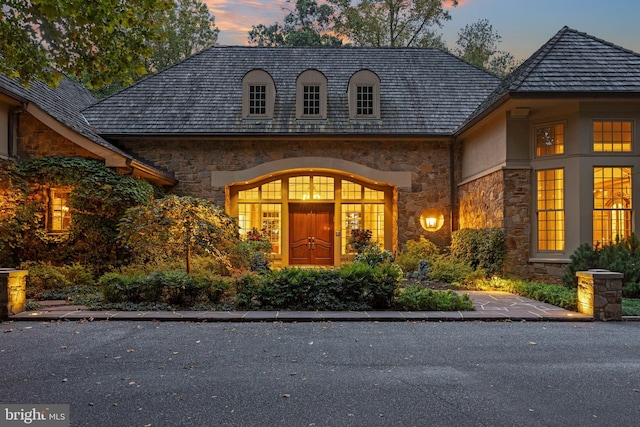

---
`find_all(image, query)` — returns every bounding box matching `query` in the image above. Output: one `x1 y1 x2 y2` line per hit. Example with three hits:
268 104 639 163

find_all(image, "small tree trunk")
186 243 191 274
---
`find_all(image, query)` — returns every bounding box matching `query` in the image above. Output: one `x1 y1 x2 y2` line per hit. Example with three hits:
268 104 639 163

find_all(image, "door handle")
311 237 315 250
307 237 312 250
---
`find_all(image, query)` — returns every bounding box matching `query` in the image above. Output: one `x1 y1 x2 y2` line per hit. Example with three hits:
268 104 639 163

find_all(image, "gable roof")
0 74 176 186
460 27 640 133
82 47 501 136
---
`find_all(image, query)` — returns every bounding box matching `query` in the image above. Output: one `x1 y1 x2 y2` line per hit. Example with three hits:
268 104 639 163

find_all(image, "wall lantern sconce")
420 208 444 232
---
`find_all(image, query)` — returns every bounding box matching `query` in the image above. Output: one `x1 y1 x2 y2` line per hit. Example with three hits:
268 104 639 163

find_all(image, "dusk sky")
204 0 640 61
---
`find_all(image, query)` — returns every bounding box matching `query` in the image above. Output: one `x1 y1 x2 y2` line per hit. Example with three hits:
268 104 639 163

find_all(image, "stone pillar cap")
576 269 624 278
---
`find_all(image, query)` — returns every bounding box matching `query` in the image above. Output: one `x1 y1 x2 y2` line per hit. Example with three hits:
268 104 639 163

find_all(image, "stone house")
2 27 640 282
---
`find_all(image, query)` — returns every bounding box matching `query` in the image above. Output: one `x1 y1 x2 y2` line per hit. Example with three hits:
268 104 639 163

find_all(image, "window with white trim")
593 167 632 246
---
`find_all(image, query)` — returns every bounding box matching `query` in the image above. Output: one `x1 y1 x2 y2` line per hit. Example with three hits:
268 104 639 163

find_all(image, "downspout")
450 137 457 235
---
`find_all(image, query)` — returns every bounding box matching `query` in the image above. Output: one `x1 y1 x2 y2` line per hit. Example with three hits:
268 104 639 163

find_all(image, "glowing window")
238 203 281 255
313 176 334 200
342 180 362 200
537 169 565 251
535 123 564 157
593 167 632 246
238 188 259 200
49 188 71 233
261 180 281 199
289 176 311 200
364 187 384 200
342 204 362 254
593 121 632 152
364 204 385 247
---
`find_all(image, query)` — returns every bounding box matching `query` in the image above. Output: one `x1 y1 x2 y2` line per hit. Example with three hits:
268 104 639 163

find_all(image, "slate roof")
0 74 175 183
0 74 139 158
81 47 501 136
461 27 640 131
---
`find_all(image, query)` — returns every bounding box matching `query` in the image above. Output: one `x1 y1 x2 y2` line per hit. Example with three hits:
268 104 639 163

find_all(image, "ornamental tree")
118 195 240 274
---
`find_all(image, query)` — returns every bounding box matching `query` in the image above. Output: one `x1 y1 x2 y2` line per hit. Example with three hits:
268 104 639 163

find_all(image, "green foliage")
395 236 439 273
229 228 273 272
348 228 373 254
148 0 219 71
99 270 230 307
118 195 240 274
236 263 402 310
249 0 342 46
450 228 505 276
622 299 640 316
428 256 476 285
14 156 157 272
0 0 173 88
475 277 577 311
562 235 640 291
353 245 394 267
454 18 518 77
330 0 454 47
395 285 473 311
0 158 29 266
18 261 95 298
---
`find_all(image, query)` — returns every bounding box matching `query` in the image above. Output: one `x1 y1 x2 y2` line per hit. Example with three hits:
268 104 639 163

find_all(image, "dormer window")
296 70 327 119
243 69 275 119
348 70 380 120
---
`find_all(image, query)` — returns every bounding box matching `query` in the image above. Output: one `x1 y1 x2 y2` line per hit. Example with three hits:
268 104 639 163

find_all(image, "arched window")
242 69 276 119
296 70 327 119
348 70 380 120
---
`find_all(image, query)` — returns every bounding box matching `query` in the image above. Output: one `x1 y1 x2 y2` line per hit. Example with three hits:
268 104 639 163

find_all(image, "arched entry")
228 170 395 267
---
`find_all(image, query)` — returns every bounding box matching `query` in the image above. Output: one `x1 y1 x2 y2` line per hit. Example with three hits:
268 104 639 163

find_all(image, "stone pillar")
576 269 623 321
0 268 28 320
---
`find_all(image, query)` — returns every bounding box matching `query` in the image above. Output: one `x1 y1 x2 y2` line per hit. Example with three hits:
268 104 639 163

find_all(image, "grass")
622 298 640 316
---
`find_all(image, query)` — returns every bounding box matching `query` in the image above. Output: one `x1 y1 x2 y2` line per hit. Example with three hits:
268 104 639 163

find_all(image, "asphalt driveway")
1 320 639 426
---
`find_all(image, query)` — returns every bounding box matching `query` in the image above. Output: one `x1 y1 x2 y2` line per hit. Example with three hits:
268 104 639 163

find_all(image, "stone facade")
117 137 456 250
458 168 533 278
17 113 100 160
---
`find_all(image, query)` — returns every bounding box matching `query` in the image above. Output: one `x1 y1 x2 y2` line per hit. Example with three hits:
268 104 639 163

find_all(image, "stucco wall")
116 137 456 249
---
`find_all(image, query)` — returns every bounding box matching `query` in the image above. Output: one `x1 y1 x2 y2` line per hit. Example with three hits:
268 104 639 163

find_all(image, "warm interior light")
420 209 444 232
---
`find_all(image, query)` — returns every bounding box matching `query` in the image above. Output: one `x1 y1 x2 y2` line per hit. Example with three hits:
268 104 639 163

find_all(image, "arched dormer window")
296 69 327 119
348 70 380 120
242 69 276 119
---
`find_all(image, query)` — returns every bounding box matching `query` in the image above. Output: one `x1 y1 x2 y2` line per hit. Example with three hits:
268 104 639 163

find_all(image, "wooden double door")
289 203 334 265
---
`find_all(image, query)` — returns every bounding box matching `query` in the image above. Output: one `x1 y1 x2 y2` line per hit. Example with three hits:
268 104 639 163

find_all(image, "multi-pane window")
356 86 374 116
288 176 334 200
593 120 632 152
535 123 564 157
593 167 632 246
248 85 266 116
49 188 71 232
237 202 282 255
537 169 565 251
303 85 321 116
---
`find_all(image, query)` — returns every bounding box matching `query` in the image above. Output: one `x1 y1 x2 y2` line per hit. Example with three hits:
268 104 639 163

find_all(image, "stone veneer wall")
458 168 531 278
17 113 100 160
117 137 456 249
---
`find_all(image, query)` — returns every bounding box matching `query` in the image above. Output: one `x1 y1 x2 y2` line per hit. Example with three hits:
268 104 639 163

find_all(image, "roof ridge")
507 26 570 91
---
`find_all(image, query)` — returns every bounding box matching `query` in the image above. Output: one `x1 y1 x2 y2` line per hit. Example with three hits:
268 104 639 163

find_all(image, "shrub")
450 228 505 276
348 229 373 254
19 261 95 298
354 245 394 267
395 285 473 311
563 235 640 289
99 270 230 307
395 236 439 273
428 256 476 285
235 263 403 311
